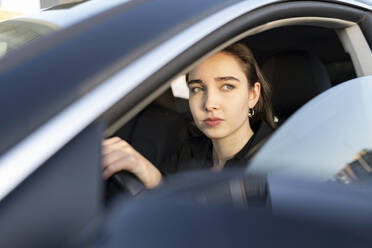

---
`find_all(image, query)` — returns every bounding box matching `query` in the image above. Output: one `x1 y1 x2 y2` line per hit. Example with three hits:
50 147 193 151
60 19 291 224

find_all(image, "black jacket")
160 121 274 174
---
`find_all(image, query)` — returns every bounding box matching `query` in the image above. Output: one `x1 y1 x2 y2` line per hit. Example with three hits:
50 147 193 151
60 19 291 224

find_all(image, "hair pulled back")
220 43 275 129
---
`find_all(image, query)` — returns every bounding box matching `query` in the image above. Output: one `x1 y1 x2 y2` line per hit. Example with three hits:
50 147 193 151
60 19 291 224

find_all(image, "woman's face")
188 52 260 140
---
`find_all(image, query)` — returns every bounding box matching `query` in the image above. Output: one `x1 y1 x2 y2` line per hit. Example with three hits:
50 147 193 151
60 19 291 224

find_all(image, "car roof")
6 0 372 33
345 0 372 8
316 0 371 9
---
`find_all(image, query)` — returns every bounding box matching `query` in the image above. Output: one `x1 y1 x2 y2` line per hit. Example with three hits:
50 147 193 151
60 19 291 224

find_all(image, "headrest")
262 51 331 121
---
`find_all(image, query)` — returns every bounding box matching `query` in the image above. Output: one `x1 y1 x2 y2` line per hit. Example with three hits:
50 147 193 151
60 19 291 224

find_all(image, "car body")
0 0 371 247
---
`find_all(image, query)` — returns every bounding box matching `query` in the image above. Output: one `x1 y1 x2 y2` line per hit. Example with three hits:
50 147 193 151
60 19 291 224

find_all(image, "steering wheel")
109 171 146 196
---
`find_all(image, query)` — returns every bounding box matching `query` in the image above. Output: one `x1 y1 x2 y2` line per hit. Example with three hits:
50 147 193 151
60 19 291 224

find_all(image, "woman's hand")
102 137 162 189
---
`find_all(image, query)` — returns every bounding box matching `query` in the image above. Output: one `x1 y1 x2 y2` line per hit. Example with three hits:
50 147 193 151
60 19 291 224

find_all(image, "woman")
102 43 275 189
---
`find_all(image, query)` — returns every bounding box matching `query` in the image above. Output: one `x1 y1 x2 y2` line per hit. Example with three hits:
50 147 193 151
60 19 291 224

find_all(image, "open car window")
107 8 372 183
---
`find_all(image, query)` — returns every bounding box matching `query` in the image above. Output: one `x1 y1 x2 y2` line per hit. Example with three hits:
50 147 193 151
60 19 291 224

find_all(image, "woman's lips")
204 118 223 127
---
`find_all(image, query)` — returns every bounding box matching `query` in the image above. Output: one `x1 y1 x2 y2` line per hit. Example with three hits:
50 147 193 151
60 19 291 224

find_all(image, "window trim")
337 24 372 76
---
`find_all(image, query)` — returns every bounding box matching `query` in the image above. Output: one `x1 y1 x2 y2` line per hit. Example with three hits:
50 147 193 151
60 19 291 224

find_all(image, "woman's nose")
204 91 219 111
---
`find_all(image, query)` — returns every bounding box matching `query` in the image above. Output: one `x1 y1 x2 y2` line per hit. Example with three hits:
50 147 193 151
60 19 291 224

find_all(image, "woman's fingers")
103 154 137 179
101 136 162 188
102 149 127 169
102 137 141 178
102 137 132 166
102 138 129 155
102 136 123 146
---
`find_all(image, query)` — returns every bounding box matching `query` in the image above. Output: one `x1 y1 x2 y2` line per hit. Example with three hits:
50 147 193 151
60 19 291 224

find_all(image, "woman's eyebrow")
214 76 240 82
187 79 203 85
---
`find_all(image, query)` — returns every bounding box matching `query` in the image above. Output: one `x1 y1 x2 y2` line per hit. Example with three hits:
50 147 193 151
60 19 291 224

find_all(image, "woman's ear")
249 82 261 108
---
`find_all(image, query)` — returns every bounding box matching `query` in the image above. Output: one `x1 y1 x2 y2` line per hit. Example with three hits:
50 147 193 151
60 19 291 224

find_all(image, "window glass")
250 76 372 182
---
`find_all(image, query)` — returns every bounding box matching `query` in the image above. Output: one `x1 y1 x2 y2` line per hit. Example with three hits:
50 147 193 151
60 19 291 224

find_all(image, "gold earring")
248 108 255 118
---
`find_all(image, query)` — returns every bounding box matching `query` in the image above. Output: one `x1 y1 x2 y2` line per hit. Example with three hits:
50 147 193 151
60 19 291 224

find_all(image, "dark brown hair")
187 43 276 129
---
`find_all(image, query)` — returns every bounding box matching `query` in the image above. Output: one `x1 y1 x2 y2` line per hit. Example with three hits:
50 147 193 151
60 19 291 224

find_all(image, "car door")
0 0 370 247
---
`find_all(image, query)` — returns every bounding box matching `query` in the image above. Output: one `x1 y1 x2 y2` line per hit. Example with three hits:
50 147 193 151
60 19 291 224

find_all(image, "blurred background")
0 0 83 21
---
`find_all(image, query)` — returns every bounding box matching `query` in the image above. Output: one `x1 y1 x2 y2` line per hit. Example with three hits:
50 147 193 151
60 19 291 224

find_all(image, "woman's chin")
202 128 229 140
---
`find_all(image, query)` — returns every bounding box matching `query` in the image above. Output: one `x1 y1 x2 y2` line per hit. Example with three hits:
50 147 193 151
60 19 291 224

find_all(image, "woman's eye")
190 87 203 94
221 84 234 91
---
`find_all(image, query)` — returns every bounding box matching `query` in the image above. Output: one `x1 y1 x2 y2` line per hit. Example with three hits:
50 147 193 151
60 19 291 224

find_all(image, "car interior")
105 24 359 201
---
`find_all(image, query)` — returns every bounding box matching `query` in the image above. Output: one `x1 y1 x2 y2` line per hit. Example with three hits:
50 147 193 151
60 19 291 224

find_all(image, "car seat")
262 50 332 125
114 92 189 167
